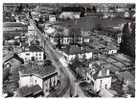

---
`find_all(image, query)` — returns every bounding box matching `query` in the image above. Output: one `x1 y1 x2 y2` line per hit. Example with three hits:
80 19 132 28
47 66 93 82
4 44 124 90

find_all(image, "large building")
18 63 58 96
18 45 44 63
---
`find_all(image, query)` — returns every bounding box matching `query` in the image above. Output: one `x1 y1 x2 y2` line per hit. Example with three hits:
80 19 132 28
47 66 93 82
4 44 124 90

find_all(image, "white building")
59 12 81 19
61 45 93 62
27 25 36 45
93 69 112 92
19 64 58 96
49 15 56 22
86 65 112 92
18 45 44 63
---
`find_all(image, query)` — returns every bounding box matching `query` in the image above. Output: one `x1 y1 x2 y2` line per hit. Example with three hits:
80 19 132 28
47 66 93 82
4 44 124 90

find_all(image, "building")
61 45 93 62
49 15 56 22
18 45 44 63
86 64 112 93
27 25 37 45
93 68 112 92
53 27 91 47
59 7 84 19
3 53 24 69
31 11 41 21
3 22 28 32
18 63 58 96
3 22 28 40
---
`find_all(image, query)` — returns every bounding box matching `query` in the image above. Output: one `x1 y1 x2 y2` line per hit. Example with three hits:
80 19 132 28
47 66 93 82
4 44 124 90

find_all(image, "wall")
18 51 44 62
108 50 117 55
94 77 112 92
19 74 43 88
43 74 58 96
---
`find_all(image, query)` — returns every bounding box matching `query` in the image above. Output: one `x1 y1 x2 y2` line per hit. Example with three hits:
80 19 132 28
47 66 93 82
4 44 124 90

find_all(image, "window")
35 80 37 84
105 84 107 89
39 53 41 56
100 80 102 88
26 53 30 55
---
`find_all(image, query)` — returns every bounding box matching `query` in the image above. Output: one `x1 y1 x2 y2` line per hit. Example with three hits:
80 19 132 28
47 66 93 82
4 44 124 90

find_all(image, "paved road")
29 18 86 97
29 18 72 97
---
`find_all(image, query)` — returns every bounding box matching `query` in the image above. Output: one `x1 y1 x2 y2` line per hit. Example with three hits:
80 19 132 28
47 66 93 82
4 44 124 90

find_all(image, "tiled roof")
3 53 24 64
28 45 43 52
20 63 56 78
62 45 93 55
93 67 111 80
18 85 42 97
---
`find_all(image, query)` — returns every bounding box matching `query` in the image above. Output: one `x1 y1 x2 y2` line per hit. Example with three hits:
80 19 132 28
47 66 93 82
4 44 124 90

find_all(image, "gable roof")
19 63 56 79
25 45 43 52
93 68 111 80
3 53 24 64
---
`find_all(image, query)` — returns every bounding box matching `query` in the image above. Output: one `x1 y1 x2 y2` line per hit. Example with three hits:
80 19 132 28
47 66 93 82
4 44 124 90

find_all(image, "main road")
28 15 85 97
28 16 72 97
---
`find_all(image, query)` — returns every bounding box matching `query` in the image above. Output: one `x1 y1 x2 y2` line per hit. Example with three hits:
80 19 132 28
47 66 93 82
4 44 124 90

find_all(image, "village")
3 3 135 97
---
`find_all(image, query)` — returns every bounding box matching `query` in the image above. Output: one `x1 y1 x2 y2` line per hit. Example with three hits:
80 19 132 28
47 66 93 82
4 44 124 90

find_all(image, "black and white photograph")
2 2 135 98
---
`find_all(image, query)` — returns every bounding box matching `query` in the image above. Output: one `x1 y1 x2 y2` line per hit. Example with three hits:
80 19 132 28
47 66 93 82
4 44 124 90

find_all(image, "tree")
92 6 96 13
44 60 52 66
120 22 135 59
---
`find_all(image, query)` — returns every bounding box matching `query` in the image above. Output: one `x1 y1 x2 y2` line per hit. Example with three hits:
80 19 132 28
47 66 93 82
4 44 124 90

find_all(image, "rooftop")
25 45 43 52
3 53 24 64
19 63 56 78
61 45 94 55
92 67 111 80
61 7 84 12
3 22 27 27
17 85 42 97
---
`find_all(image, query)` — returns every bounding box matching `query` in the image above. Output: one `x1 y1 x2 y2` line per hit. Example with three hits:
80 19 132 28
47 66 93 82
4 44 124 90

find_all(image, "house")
31 11 41 21
59 7 84 19
81 30 91 43
54 27 89 46
27 25 36 45
18 45 44 63
49 15 56 22
61 45 93 62
3 22 28 33
18 63 58 96
86 65 112 93
93 68 112 92
3 22 28 40
3 53 24 69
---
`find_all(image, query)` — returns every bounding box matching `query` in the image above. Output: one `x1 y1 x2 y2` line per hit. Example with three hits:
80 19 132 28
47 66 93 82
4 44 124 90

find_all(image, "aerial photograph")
2 3 135 97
